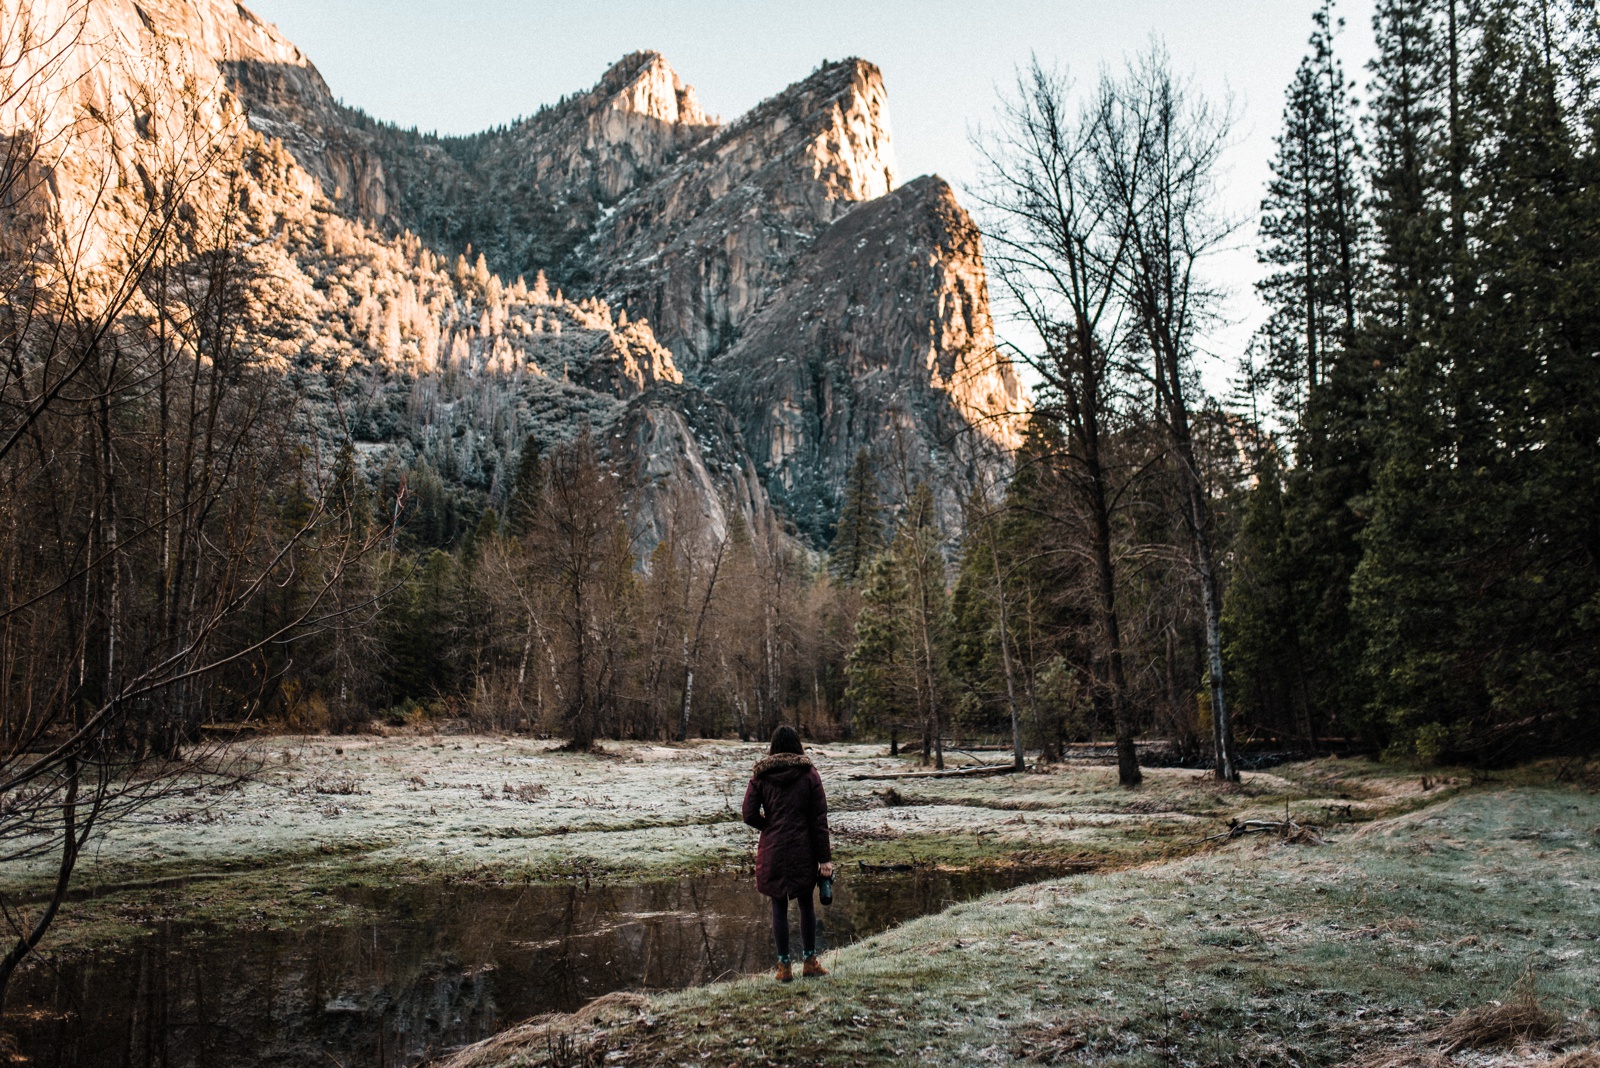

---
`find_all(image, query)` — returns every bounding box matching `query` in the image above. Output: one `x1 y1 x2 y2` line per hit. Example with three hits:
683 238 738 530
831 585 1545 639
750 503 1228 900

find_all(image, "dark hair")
769 725 803 756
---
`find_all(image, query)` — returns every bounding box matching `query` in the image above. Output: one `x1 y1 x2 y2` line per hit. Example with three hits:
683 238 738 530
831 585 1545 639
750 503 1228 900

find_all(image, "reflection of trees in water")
10 868 1070 1066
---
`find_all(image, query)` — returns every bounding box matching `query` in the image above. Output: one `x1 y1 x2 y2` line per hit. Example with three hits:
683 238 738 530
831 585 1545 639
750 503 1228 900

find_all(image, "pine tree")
329 440 371 540
1258 0 1365 415
1235 0 1375 748
948 519 1001 732
845 553 913 736
384 549 460 703
829 449 883 583
845 484 952 766
1366 0 1451 338
1344 0 1466 756
1221 457 1312 743
949 491 1031 767
506 436 542 537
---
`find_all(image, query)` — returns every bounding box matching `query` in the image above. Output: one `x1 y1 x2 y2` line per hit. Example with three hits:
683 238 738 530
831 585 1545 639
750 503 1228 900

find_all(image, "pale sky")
244 0 1380 383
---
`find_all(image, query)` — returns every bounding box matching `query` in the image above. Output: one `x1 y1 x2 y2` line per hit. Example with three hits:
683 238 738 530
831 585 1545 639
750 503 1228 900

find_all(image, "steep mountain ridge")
227 46 722 290
588 57 898 372
708 174 1024 539
1 0 771 553
215 22 1025 542
7 0 1026 548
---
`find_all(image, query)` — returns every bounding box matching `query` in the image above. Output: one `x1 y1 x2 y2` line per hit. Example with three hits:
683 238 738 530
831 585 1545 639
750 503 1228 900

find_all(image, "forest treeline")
1230 0 1600 766
18 0 1587 777
6 0 1600 913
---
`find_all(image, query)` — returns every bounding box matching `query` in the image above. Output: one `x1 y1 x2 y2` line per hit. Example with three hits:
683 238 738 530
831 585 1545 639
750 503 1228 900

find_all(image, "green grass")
469 784 1600 1068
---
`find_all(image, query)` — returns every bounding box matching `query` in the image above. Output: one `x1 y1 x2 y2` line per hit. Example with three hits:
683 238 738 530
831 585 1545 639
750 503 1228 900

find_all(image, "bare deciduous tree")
972 59 1145 787
0 6 387 1009
1097 48 1242 781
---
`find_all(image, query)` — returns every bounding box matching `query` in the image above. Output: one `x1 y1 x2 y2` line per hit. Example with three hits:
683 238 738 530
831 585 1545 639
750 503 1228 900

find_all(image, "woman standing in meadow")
742 725 833 981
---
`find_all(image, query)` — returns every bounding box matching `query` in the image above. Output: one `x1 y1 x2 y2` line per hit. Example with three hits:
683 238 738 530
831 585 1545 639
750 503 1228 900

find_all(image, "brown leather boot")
802 955 828 978
775 960 793 982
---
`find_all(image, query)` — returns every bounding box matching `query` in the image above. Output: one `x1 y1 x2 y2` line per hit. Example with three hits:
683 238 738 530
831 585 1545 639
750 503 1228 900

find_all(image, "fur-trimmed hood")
752 751 813 781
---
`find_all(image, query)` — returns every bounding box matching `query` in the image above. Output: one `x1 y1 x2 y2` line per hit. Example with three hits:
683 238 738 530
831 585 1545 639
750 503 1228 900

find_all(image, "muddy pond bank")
8 865 1071 1068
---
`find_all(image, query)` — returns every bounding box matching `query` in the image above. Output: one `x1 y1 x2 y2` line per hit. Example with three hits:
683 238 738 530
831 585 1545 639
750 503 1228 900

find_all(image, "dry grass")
1341 977 1567 1068
501 781 549 802
1010 1018 1090 1063
1427 980 1556 1053
1343 1052 1450 1068
1345 1043 1599 1068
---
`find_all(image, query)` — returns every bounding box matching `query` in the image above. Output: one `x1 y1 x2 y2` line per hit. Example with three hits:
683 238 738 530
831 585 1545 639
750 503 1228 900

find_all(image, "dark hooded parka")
742 752 832 899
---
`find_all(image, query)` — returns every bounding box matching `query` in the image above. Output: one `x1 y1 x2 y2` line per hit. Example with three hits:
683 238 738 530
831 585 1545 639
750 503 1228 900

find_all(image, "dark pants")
770 891 816 958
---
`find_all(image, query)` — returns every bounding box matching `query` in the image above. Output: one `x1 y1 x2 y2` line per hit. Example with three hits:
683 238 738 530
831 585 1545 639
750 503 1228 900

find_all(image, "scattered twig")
1205 817 1325 845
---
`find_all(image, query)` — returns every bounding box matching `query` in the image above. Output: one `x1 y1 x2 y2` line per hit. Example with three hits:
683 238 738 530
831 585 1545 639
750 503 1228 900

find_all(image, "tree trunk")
677 665 695 742
917 586 945 772
1089 475 1141 787
1189 494 1239 782
987 532 1025 771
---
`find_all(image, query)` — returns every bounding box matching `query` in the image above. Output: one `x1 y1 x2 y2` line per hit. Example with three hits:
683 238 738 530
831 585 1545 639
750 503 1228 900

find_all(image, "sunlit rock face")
224 43 722 294
1 0 768 555
519 50 717 204
0 0 315 274
706 175 1027 540
588 58 899 374
9 0 1026 546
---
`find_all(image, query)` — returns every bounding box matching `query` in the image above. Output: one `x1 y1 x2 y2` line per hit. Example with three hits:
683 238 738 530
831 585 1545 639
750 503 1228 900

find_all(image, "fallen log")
1204 817 1326 845
848 764 1026 781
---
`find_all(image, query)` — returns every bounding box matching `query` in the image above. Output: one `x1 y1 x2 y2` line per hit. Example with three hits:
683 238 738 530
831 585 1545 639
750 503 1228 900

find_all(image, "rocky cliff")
587 58 897 373
707 174 1025 539
5 0 1026 549
224 46 722 295
1 0 771 553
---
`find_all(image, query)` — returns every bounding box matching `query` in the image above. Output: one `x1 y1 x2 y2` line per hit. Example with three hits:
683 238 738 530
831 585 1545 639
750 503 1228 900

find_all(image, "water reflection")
10 866 1065 1067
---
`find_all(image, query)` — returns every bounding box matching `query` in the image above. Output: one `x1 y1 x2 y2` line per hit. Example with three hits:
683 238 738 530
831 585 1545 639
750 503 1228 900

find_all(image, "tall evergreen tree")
845 484 952 767
1258 0 1365 415
830 449 883 583
1366 0 1452 338
1232 0 1375 748
506 435 543 537
1221 457 1313 743
846 554 913 738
